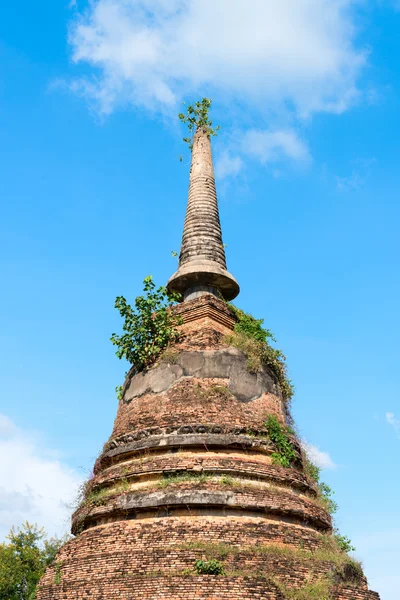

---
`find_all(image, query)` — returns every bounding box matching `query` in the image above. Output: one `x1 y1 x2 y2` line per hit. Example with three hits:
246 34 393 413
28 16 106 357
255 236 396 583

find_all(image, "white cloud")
336 157 376 191
0 414 82 541
302 441 337 469
242 129 311 165
386 412 400 437
68 0 366 119
336 170 364 191
215 152 243 180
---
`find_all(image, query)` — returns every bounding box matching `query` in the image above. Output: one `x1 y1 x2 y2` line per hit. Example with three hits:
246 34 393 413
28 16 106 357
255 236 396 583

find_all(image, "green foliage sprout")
226 305 294 405
54 561 62 585
304 458 338 515
265 415 296 467
304 457 354 553
110 276 182 373
194 558 225 576
334 532 356 554
230 305 276 344
279 576 333 600
178 98 220 150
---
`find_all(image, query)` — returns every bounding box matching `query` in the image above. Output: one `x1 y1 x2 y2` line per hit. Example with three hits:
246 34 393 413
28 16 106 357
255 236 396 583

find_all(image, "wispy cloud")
0 414 82 541
68 0 366 117
336 170 364 192
386 412 400 438
336 157 376 192
215 152 244 180
301 441 336 469
242 129 311 165
65 0 368 175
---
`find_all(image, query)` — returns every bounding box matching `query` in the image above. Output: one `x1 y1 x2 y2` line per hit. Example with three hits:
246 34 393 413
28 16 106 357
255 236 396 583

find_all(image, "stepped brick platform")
38 296 380 599
38 125 380 598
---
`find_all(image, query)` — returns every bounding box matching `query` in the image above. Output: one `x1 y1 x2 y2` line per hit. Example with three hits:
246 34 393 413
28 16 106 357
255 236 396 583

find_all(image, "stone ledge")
99 431 302 472
72 485 331 534
94 455 316 495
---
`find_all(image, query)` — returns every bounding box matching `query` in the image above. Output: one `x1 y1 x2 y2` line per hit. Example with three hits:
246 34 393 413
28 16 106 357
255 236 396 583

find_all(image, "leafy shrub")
334 532 356 553
194 559 225 575
178 98 220 149
110 276 181 372
318 482 338 515
304 458 338 515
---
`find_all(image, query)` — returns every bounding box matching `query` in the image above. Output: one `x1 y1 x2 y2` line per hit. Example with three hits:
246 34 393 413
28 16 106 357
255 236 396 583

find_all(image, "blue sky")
0 1 399 597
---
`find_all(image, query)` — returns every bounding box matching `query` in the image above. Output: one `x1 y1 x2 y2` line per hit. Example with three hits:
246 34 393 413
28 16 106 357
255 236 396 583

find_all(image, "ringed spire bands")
167 128 240 302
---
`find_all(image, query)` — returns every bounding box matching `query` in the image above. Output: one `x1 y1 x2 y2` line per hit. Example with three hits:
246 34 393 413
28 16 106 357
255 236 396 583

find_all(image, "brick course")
37 297 380 599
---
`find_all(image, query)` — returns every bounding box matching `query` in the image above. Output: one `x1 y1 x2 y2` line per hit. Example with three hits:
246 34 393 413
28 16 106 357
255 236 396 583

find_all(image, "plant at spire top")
178 97 220 150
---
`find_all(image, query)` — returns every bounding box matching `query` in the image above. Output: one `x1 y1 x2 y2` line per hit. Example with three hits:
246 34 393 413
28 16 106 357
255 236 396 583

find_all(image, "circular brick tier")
72 349 330 536
37 300 380 599
38 519 378 600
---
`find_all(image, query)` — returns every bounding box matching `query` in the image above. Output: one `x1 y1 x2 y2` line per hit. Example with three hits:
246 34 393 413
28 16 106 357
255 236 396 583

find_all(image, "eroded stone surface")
124 348 278 403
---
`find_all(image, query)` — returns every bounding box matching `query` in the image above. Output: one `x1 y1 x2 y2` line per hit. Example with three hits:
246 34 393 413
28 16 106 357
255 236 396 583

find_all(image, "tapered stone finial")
167 128 240 302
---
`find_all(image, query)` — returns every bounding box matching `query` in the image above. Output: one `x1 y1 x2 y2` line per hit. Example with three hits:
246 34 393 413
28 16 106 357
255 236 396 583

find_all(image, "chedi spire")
167 107 239 302
37 99 380 600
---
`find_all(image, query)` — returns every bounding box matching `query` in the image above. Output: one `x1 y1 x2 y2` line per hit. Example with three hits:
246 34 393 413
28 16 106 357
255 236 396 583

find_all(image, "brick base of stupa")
37 296 380 599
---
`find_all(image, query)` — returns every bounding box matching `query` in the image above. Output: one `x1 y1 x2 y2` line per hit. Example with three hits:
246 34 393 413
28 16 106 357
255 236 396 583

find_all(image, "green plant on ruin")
70 477 93 511
115 385 123 401
224 305 294 406
161 348 180 364
303 458 338 516
265 414 296 468
180 540 363 583
304 457 356 557
277 576 333 600
178 98 220 150
220 475 234 486
85 487 110 507
54 561 62 585
159 472 212 488
115 478 130 494
194 558 225 576
318 482 338 515
193 382 232 402
111 276 182 373
333 532 356 554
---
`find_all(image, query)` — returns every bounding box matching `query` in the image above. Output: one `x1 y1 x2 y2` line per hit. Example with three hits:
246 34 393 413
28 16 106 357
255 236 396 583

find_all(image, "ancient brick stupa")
38 123 380 599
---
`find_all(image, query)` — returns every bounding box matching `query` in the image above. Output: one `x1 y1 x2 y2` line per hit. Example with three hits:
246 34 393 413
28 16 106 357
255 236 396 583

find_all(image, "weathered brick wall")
93 451 316 493
37 298 380 599
38 577 380 600
38 520 375 599
111 379 283 440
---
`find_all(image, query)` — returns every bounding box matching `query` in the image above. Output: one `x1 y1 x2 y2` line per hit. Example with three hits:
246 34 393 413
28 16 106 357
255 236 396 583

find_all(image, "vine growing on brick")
264 416 355 553
265 415 296 468
178 98 220 150
304 456 355 553
225 305 294 405
303 458 338 515
110 276 182 373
